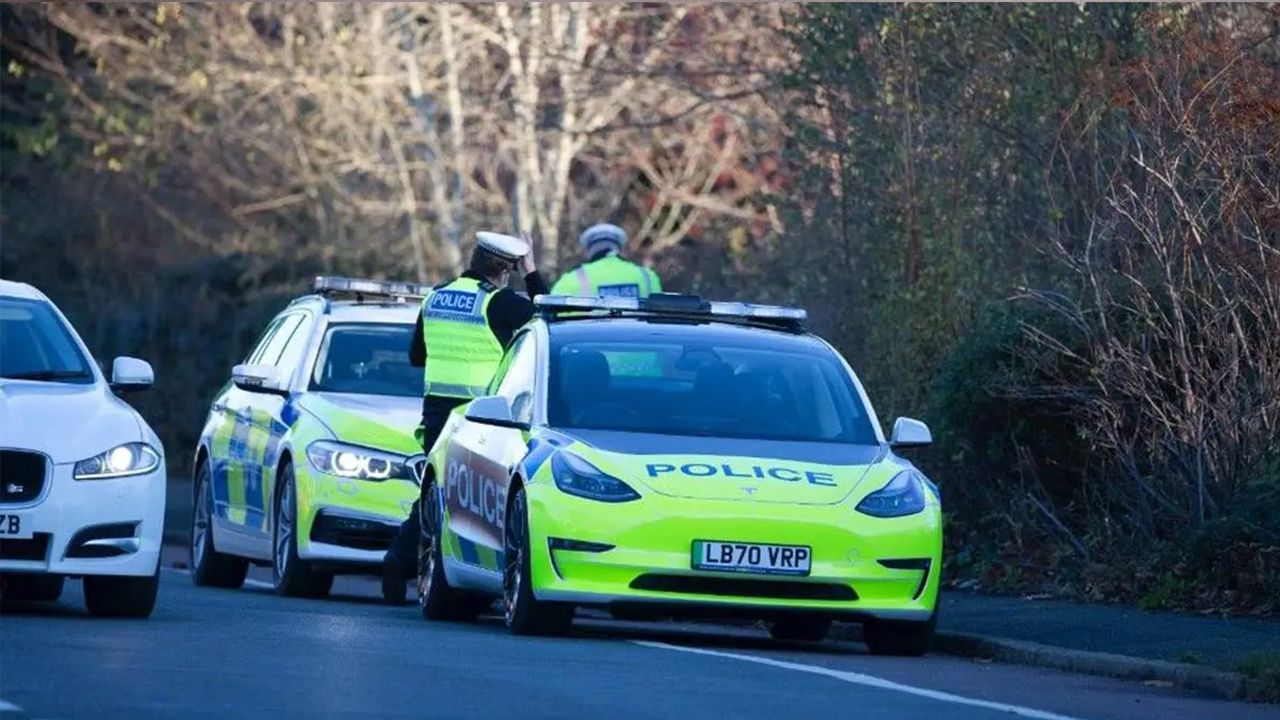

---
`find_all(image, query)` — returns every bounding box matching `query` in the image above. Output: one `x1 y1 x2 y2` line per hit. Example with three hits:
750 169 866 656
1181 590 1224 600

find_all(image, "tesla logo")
5 483 22 495
741 486 756 495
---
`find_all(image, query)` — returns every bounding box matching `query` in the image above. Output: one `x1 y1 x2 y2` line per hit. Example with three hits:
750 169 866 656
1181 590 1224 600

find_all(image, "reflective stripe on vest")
572 256 654 299
420 277 503 399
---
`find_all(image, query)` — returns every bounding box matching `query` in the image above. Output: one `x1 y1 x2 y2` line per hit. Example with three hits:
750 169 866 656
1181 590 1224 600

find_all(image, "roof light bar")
534 295 642 312
707 301 807 321
533 293 807 322
312 276 433 300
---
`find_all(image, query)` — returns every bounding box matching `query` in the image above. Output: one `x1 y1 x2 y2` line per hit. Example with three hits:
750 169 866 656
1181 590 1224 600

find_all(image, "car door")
214 313 289 530
445 330 539 578
239 310 310 539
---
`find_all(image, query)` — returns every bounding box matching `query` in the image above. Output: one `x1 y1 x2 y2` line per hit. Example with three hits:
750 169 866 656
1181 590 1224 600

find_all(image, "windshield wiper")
3 369 91 381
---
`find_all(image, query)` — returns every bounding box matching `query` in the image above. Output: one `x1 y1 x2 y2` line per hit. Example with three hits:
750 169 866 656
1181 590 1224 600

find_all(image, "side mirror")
110 356 154 392
889 417 932 450
465 395 531 432
231 363 288 396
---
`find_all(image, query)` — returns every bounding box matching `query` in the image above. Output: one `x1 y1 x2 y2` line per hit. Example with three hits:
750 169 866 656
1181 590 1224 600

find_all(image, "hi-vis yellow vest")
551 257 666 377
420 277 503 399
550 255 662 298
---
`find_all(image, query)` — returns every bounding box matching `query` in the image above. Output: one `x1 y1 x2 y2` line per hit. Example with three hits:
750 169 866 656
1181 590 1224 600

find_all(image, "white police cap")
474 231 529 262
578 223 627 249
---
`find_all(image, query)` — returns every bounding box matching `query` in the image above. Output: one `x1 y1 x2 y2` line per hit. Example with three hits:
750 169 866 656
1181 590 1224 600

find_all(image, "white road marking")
631 640 1094 720
162 566 272 591
0 698 32 720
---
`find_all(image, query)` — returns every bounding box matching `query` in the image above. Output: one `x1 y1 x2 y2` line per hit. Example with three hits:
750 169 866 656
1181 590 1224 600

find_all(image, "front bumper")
525 482 942 622
294 464 418 565
0 460 165 577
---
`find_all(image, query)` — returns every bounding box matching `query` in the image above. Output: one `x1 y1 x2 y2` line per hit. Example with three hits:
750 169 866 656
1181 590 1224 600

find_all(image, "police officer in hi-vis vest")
382 230 548 604
550 222 663 299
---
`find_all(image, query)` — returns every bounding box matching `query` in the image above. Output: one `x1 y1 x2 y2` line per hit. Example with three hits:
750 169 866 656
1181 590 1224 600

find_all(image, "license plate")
692 540 811 576
0 513 33 540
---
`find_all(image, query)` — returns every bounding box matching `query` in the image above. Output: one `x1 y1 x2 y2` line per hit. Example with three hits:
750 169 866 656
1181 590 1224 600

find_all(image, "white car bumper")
0 459 165 577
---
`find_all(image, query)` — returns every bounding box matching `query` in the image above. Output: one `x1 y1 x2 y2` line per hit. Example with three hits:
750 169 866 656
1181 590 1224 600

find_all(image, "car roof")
282 295 420 325
323 300 420 324
543 317 834 354
0 278 50 302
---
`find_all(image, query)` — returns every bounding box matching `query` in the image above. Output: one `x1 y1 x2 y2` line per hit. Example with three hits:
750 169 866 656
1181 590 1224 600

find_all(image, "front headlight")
551 453 641 503
306 440 417 483
73 442 161 480
854 469 929 518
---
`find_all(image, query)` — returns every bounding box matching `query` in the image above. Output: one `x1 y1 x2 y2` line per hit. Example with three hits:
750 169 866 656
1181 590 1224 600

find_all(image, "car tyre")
190 459 249 589
417 480 486 622
272 463 333 599
768 616 831 642
862 610 937 657
503 484 574 637
84 564 160 618
0 574 65 602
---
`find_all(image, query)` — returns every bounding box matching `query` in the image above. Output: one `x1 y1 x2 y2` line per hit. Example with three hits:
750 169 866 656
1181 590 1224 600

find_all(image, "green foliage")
1238 651 1280 703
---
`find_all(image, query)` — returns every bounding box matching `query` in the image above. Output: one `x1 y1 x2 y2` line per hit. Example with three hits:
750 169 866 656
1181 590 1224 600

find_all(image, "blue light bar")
533 293 807 322
312 276 433 300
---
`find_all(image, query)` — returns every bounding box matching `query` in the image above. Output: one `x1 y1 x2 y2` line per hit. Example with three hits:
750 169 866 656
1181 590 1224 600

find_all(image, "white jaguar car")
0 278 166 617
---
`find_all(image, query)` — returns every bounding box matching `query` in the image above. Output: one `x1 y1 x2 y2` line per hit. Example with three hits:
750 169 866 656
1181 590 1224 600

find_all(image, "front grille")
0 533 51 562
0 450 48 504
629 573 858 602
309 511 398 552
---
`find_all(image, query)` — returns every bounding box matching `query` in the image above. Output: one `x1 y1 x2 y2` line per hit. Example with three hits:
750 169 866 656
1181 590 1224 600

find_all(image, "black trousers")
387 394 468 573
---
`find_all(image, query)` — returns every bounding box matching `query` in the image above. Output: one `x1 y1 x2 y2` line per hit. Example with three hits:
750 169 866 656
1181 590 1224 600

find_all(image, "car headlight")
854 469 929 518
73 442 161 480
551 453 640 503
306 440 417 483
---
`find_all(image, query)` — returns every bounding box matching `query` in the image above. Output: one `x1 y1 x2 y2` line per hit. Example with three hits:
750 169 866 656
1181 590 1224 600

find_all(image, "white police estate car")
0 278 166 617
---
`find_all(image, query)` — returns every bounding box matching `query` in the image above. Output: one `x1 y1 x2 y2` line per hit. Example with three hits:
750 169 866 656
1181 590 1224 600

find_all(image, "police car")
415 292 944 655
190 277 429 598
0 278 166 617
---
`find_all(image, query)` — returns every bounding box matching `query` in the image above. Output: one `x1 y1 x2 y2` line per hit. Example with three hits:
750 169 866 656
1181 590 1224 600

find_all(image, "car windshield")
309 322 422 397
0 295 94 384
547 328 879 445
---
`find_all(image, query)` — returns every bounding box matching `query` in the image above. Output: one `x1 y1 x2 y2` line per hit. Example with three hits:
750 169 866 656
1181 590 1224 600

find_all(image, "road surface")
2 560 1277 720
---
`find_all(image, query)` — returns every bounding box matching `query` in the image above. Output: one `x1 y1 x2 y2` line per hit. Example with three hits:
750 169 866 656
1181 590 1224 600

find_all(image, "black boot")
381 505 419 605
381 544 407 605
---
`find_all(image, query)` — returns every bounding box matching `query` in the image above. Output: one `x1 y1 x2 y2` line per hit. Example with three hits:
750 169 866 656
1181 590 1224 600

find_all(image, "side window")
255 313 304 368
485 333 525 396
272 313 314 380
245 316 287 365
496 332 538 423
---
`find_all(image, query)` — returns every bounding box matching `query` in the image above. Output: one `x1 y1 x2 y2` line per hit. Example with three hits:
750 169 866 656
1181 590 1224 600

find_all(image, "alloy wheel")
502 491 525 625
275 479 293 580
192 474 210 568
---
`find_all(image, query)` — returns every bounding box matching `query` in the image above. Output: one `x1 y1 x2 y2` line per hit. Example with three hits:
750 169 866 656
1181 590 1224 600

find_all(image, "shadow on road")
444 610 875 659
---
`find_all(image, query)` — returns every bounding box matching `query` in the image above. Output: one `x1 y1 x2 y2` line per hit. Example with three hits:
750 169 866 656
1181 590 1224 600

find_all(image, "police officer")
382 230 549 604
550 223 663 298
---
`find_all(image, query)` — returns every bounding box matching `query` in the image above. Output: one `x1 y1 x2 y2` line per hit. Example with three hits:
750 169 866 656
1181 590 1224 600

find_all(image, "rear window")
309 322 422 398
547 332 878 445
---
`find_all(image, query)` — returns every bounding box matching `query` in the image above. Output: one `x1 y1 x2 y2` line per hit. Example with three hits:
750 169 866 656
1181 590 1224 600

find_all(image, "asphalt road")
2 558 1278 720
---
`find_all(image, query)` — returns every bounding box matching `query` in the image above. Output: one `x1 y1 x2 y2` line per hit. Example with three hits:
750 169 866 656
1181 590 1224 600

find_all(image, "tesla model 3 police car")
414 292 944 655
0 278 166 617
190 277 431 598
